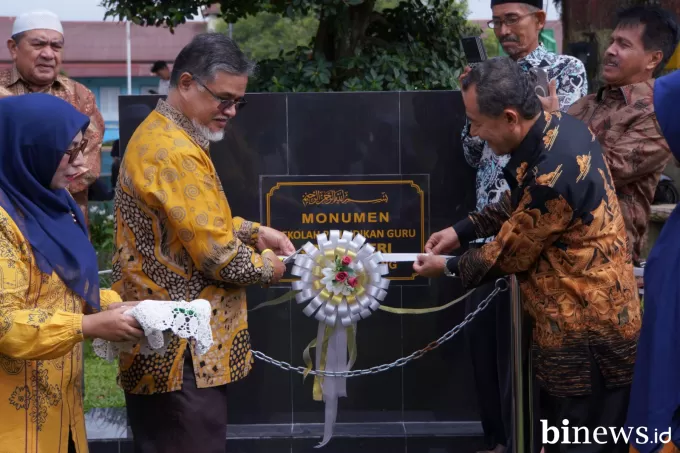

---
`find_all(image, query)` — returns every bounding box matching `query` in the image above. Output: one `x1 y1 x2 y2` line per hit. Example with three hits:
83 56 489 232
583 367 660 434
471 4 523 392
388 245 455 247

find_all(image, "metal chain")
251 278 509 378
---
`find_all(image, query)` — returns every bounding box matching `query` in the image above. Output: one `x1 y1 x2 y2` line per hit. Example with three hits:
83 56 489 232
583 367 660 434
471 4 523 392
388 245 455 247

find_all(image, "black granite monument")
88 91 485 453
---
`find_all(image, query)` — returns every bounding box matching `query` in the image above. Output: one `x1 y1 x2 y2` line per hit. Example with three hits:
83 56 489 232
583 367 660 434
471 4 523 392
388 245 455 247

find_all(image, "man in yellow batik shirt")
112 33 294 453
1 10 104 226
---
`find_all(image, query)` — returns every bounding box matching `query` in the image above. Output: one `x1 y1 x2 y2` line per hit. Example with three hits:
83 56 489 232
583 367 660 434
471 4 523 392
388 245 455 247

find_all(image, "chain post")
510 275 531 453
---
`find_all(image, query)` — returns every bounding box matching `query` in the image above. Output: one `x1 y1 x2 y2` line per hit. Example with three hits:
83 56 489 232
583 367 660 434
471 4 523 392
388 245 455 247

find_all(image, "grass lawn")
83 340 125 412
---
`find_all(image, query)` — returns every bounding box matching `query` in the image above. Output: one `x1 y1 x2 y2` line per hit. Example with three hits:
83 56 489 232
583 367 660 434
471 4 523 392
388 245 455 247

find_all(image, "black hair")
150 60 168 73
461 57 541 119
615 5 680 76
169 33 254 88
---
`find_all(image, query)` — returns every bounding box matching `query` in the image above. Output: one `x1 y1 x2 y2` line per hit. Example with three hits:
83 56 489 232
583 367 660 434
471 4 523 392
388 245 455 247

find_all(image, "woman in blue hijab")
627 69 680 453
0 93 142 453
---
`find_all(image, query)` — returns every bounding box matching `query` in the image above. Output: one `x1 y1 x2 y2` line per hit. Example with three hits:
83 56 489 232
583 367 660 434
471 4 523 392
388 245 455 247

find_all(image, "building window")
99 87 121 122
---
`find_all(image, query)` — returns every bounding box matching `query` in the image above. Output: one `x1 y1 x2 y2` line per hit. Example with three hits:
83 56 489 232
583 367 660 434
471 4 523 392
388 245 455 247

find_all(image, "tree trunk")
560 0 570 50
312 0 376 62
336 0 376 60
313 12 336 61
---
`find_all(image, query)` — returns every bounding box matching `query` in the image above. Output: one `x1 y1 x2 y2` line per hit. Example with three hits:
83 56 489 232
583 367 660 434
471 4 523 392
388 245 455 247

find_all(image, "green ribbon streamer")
248 289 299 312
378 289 475 314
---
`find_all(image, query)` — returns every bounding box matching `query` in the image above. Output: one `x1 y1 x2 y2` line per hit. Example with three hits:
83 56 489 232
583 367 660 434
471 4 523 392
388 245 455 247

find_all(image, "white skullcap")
12 10 63 36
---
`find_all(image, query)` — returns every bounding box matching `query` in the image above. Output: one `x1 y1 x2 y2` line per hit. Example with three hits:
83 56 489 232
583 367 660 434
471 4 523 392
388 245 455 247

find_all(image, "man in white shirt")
151 60 170 95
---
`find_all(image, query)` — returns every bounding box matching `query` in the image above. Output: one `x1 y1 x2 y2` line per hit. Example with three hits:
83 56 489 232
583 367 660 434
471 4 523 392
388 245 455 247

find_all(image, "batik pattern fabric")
0 206 120 453
0 68 104 227
448 111 641 398
461 45 588 226
112 99 274 395
568 80 671 263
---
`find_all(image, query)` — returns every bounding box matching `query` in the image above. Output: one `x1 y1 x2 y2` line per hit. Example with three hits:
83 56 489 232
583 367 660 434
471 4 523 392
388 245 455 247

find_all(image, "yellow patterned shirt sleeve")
99 289 122 310
0 210 84 361
232 216 260 246
125 130 273 285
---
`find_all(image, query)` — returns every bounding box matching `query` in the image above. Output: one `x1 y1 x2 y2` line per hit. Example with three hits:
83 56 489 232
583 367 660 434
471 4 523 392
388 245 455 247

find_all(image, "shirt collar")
504 111 552 188
7 65 67 91
596 79 655 106
517 43 549 70
155 99 210 151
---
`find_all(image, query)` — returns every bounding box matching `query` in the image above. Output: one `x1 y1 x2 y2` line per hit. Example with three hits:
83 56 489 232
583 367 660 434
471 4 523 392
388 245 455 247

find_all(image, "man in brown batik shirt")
416 58 640 453
1 10 104 227
568 5 679 264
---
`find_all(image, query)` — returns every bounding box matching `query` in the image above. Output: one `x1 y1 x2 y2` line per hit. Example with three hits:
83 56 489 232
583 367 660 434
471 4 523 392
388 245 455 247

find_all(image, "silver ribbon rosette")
291 230 390 447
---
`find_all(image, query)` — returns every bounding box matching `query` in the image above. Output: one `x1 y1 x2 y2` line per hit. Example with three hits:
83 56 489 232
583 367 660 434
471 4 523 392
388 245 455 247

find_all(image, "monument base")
86 408 486 452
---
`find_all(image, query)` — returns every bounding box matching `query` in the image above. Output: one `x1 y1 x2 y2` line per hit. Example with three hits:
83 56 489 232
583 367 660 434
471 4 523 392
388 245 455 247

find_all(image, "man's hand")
413 254 447 278
82 306 144 342
538 79 559 112
257 226 296 256
263 249 286 283
458 65 472 87
425 227 460 255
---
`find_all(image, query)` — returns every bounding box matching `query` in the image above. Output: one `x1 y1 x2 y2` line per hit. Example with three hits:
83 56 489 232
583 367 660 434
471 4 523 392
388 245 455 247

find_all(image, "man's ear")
7 39 18 61
647 50 664 73
504 109 519 126
177 72 193 91
534 10 547 29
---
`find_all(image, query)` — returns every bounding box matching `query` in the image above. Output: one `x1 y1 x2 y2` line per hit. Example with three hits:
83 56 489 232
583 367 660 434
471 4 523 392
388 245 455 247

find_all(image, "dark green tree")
216 12 318 61
101 0 478 92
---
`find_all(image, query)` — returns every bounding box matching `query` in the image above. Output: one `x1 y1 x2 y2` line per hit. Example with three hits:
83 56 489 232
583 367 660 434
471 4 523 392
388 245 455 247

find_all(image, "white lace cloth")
92 299 214 361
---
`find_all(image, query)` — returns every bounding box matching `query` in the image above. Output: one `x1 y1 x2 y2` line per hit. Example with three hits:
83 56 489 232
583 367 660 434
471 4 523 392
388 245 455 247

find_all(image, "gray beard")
192 119 225 142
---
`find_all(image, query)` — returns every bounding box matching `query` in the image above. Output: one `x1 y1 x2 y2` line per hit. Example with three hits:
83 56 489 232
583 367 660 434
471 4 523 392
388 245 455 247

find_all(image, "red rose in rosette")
341 256 352 266
335 271 349 283
348 277 358 288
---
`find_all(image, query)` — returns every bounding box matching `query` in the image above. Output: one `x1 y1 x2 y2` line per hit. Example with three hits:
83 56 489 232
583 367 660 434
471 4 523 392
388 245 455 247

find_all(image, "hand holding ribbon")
257 225 296 255
412 254 447 278
424 227 460 254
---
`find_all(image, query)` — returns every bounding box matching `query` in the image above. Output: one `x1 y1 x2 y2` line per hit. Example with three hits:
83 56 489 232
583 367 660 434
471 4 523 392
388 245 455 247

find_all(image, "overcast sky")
0 0 561 21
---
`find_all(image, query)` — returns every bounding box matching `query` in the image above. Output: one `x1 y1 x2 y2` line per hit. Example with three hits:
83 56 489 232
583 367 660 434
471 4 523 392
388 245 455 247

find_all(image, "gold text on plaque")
302 190 389 207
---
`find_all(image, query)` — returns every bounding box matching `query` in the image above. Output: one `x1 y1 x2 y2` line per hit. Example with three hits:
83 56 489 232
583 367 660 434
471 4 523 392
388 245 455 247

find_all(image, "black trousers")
540 352 631 453
68 430 76 453
125 351 229 453
464 277 513 450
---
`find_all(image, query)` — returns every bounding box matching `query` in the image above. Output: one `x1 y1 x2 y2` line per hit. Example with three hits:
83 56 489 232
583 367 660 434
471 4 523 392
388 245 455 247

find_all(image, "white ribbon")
316 323 348 448
379 253 455 262
293 230 390 327
289 230 395 447
279 234 460 447
283 252 456 263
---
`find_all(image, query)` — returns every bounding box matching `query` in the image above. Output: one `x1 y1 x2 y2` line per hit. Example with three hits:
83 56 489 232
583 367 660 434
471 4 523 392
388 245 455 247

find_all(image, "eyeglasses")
488 12 537 29
190 74 248 111
65 138 88 164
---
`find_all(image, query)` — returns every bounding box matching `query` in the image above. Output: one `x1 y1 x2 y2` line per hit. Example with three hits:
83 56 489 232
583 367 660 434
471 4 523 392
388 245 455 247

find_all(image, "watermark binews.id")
542 420 672 445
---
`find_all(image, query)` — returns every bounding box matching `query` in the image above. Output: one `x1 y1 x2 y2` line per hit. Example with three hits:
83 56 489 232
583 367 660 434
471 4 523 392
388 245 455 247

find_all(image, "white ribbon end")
303 304 317 317
324 302 337 317
291 265 305 277
295 291 313 304
314 310 327 323
291 281 309 291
